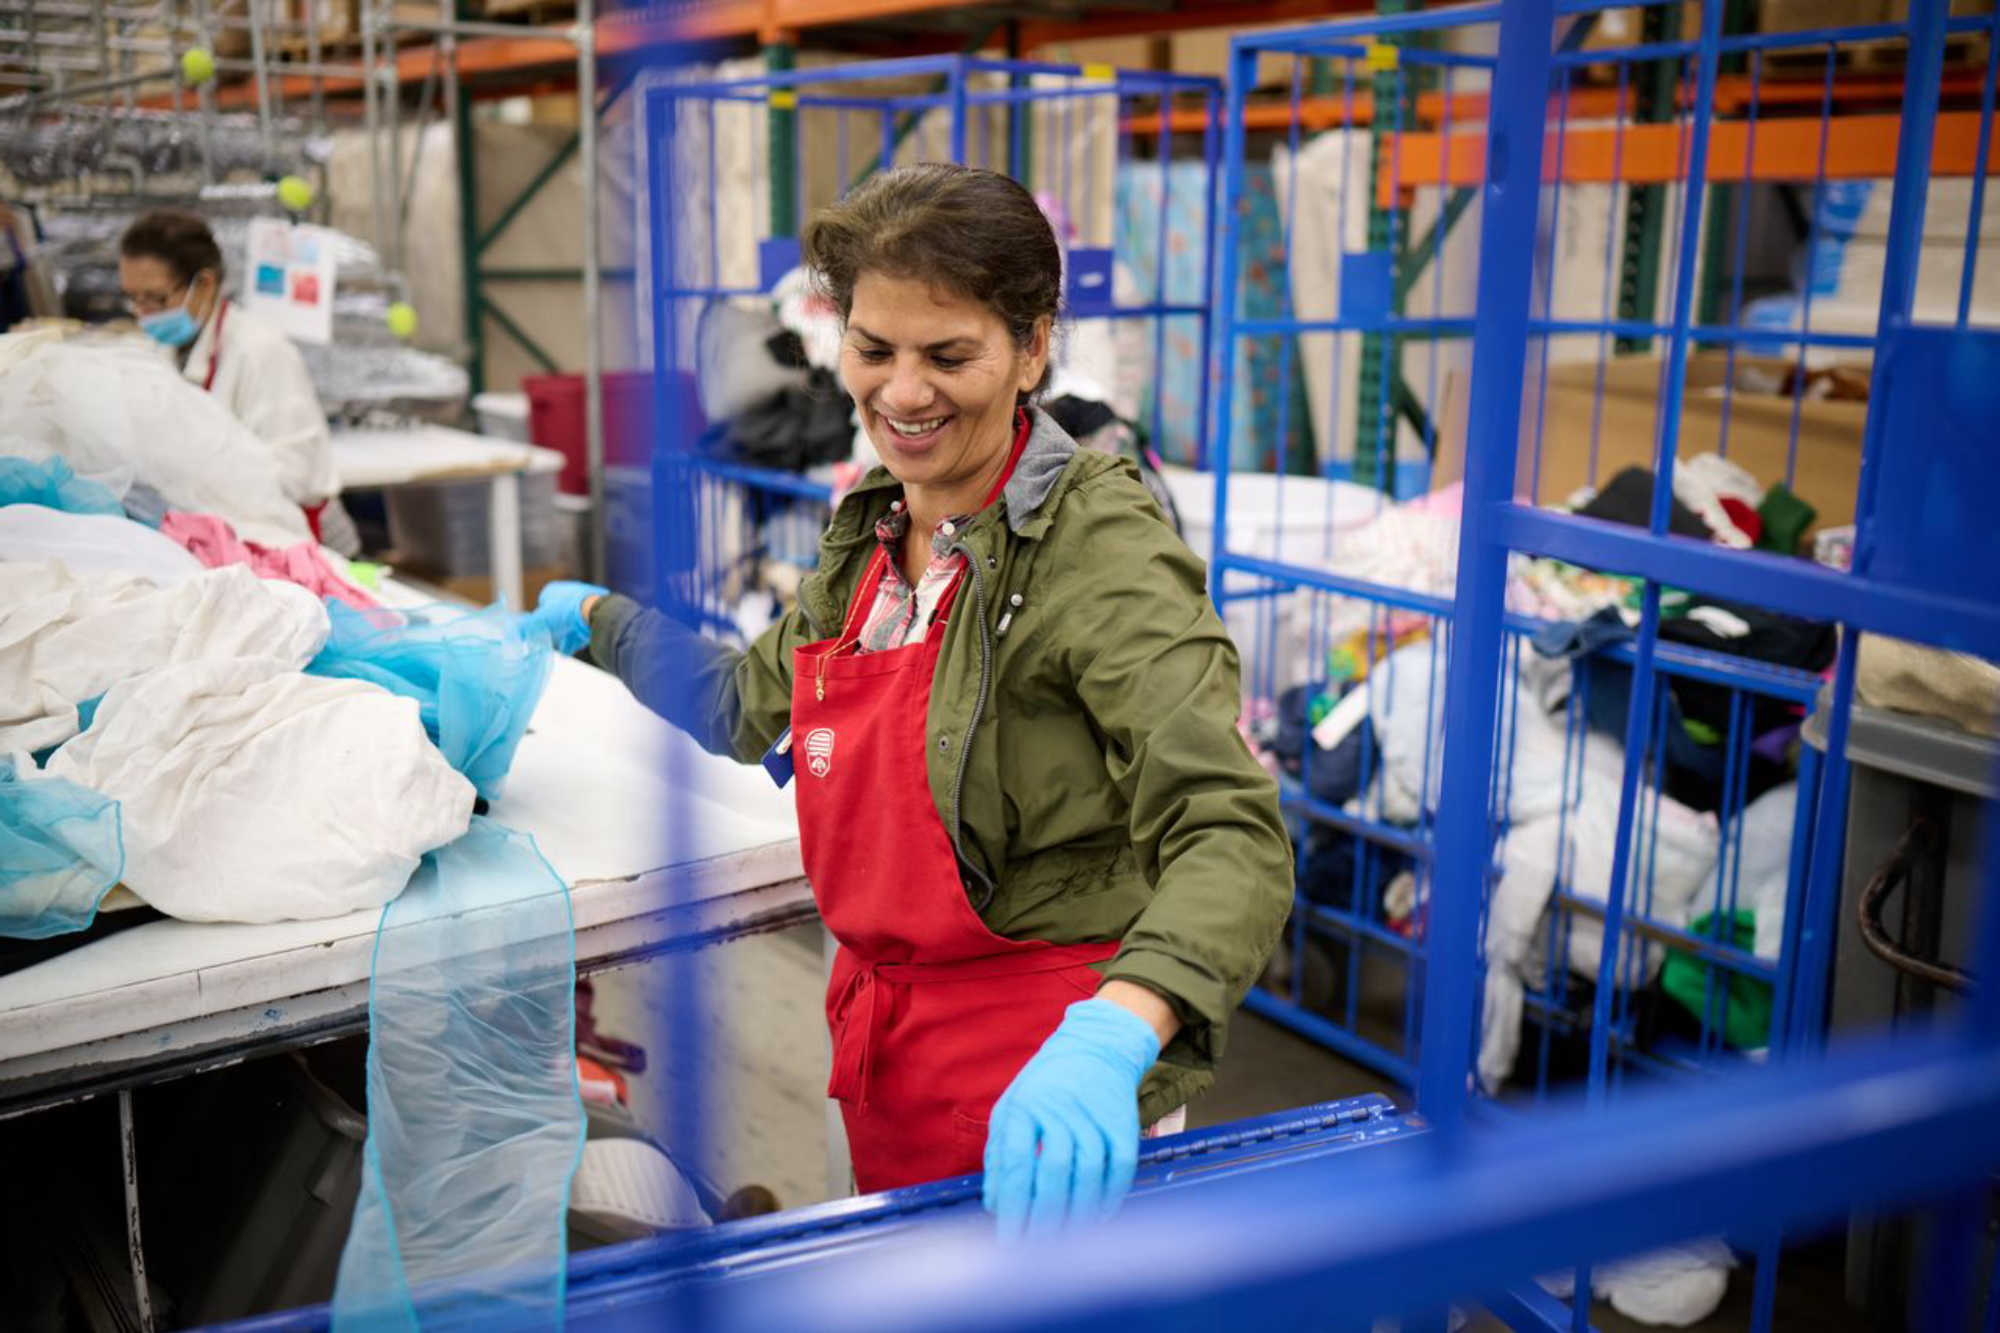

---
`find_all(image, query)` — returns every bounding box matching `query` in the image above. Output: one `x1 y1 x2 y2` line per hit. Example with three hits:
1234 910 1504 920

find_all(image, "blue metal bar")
685 458 835 502
1493 507 2000 661
1418 0 1556 1146
1957 16 1999 328
1716 49 1767 461
1582 0 1726 1110
1196 82 1222 472
1550 891 1781 983
1236 316 1477 338
1484 1282 1596 1333
1283 791 1432 862
1216 551 1455 619
1075 302 1213 319
1762 755 1813 1056
1529 72 1574 502
593 1034 2000 1333
792 94 924 112
647 93 677 608
1243 986 1420 1086
1551 20 1925 68
1524 319 1876 350
1304 901 1425 958
963 86 1114 108
1247 5 1505 55
1151 76 1175 462
948 58 968 163
1783 47 1842 489
1207 41 1256 582
1552 36 1695 67
962 56 1222 90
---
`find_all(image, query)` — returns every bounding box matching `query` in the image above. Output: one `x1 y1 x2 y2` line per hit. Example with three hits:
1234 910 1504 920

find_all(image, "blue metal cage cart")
1208 0 1999 1138
640 55 1223 634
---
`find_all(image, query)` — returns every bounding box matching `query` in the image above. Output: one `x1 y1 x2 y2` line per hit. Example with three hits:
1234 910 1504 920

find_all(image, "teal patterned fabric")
1117 160 1310 471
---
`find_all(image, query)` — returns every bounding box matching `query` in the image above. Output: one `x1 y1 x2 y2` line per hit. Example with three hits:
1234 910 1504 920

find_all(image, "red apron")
792 541 1116 1194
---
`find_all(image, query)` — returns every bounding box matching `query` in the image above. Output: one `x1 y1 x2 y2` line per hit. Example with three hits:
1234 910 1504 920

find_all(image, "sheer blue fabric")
0 754 123 938
308 603 553 801
332 817 585 1332
0 455 125 518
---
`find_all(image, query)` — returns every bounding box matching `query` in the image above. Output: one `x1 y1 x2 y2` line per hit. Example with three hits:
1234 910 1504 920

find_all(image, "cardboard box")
1526 353 1867 535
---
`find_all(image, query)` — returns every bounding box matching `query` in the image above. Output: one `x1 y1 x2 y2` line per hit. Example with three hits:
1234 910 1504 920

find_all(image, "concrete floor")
590 927 1876 1331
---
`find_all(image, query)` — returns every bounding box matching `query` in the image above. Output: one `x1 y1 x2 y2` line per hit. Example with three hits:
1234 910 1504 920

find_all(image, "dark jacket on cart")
582 409 1293 1124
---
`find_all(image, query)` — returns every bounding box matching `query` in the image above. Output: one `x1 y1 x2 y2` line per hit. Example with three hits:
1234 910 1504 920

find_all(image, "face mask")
139 289 201 348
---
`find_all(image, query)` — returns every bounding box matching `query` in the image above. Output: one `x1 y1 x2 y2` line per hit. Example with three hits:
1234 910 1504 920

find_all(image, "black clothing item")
1578 466 1714 540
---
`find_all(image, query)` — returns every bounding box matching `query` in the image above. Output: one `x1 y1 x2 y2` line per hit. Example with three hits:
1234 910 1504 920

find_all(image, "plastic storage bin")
472 391 532 444
521 371 675 496
385 449 565 577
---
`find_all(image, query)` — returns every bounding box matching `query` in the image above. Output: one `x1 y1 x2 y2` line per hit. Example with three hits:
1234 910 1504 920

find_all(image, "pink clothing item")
161 510 378 611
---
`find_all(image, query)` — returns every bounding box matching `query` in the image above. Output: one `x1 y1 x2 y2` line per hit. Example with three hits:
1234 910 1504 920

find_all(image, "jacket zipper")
946 538 999 909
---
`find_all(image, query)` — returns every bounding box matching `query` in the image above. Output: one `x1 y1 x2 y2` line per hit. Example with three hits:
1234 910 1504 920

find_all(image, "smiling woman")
801 165 1060 560
522 162 1291 1239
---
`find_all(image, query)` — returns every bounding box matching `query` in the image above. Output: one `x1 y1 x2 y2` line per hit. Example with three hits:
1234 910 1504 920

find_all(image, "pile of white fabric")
0 333 311 548
2 559 474 926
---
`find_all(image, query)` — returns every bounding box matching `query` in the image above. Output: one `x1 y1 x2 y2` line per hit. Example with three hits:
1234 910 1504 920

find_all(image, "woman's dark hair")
119 209 225 286
802 163 1062 394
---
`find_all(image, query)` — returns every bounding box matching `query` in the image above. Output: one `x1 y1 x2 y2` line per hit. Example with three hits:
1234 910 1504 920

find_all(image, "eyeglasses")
122 284 187 316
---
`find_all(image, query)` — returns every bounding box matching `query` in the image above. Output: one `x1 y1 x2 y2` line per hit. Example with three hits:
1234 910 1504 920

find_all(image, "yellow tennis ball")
386 301 418 340
276 175 314 213
180 47 215 85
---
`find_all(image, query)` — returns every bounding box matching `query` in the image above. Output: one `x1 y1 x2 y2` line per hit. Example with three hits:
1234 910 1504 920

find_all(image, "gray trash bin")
1802 692 1997 1329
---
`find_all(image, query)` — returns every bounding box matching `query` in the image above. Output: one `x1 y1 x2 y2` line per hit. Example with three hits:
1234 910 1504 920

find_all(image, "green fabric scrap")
1661 909 1772 1050
1756 484 1816 556
1682 717 1723 746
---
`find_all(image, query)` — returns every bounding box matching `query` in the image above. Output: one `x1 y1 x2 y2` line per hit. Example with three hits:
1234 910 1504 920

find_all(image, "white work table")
0 653 808 1119
331 423 561 614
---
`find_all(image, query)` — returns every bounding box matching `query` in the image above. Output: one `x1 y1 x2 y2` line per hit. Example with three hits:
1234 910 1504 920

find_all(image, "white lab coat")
181 297 340 506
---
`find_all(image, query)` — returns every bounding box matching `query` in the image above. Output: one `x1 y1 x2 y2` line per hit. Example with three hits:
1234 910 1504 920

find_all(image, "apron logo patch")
804 727 836 777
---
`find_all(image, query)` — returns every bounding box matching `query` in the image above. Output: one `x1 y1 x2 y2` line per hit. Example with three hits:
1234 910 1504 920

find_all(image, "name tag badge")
762 727 795 788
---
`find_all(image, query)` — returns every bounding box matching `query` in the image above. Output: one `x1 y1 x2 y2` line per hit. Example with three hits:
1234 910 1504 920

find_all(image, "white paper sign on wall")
243 217 336 346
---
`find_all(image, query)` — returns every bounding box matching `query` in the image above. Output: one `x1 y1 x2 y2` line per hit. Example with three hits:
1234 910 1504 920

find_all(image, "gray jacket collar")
1000 407 1078 535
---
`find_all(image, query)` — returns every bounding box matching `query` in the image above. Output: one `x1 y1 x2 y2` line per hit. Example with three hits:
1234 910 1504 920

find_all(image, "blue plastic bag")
0 455 125 518
332 817 585 1332
308 602 553 802
0 754 124 938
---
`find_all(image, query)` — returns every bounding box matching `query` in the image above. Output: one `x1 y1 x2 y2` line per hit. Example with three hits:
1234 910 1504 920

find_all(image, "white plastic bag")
39 656 475 923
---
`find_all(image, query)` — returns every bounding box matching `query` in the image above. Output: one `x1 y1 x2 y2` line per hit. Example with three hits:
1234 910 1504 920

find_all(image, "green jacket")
586 410 1292 1123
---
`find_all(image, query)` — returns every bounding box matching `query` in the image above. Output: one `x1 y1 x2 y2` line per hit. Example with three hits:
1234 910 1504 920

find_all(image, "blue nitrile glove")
519 580 607 655
982 997 1161 1239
